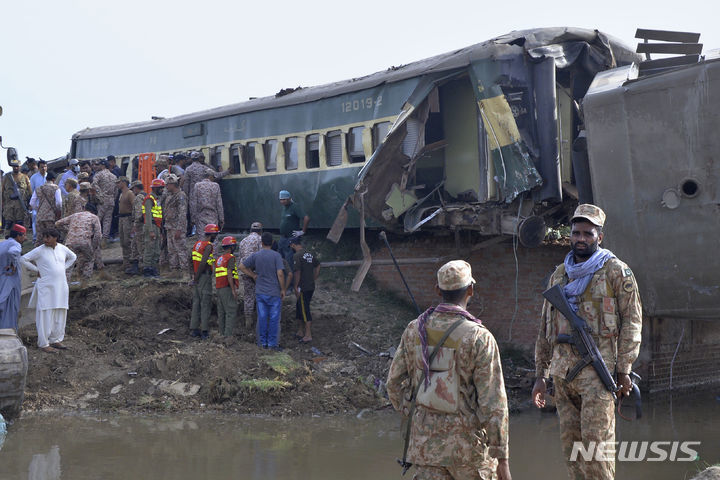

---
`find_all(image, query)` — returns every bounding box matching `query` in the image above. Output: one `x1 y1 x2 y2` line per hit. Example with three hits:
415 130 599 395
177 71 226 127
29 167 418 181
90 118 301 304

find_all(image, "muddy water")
0 394 717 479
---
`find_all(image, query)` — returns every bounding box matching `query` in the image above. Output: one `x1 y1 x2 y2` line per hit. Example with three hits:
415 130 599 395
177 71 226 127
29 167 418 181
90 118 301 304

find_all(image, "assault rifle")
543 284 642 418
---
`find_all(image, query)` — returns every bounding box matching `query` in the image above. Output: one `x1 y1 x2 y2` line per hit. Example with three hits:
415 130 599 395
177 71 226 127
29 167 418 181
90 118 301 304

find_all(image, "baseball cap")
437 260 476 291
278 190 291 200
571 204 606 227
11 224 26 234
79 182 91 191
250 221 263 230
116 176 130 184
129 180 143 189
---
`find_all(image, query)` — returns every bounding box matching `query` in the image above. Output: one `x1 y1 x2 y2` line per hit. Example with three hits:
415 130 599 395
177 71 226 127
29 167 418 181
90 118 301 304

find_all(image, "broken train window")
306 134 320 169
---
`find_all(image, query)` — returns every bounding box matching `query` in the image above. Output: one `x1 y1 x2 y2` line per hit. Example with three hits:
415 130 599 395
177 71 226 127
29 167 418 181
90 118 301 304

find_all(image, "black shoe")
269 345 283 351
143 267 153 277
190 329 200 337
200 330 209 340
126 261 139 275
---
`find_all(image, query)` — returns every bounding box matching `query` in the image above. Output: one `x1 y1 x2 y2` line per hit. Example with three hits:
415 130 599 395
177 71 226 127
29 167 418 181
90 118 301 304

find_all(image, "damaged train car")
342 28 639 245
582 41 720 318
70 28 637 236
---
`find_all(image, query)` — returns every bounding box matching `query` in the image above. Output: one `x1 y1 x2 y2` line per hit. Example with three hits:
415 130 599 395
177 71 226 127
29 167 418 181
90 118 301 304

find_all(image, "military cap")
11 224 26 234
79 182 92 191
165 173 179 184
77 172 90 180
437 260 476 291
129 180 143 189
116 176 130 184
571 204 606 227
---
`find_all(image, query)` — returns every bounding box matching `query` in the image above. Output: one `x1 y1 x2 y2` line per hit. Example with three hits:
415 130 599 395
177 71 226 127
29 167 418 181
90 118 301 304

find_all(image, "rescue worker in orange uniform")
142 178 164 277
188 223 219 339
215 236 239 337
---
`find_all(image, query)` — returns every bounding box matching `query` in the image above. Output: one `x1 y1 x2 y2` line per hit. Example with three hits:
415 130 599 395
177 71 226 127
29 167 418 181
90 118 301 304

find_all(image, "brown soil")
16 235 534 417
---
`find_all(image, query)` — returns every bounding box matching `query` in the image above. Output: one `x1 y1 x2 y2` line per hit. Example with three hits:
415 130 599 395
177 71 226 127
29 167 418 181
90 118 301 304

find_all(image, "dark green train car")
71 27 638 237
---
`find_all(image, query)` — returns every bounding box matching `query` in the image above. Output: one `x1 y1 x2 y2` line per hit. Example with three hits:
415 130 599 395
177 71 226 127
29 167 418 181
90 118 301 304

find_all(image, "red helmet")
151 178 165 188
204 224 220 234
221 236 237 247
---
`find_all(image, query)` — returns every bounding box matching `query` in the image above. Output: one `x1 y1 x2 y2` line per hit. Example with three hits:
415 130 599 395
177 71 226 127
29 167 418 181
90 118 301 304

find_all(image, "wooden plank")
636 43 703 55
639 55 700 71
635 29 700 43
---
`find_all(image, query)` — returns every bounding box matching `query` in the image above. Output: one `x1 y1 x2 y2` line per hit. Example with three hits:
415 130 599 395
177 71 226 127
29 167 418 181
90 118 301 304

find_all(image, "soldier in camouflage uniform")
128 180 145 275
91 160 117 240
387 261 511 480
2 157 31 235
189 172 225 235
31 172 62 245
62 178 85 218
116 177 136 271
237 222 263 328
162 174 188 272
532 204 642 480
55 204 102 280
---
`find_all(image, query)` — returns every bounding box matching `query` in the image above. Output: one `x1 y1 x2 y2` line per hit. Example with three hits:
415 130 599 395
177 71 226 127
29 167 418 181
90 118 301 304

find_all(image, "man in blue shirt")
239 232 286 349
59 159 79 197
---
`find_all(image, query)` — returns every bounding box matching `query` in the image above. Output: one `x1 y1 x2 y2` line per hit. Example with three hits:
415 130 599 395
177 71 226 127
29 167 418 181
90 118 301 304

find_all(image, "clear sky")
1 0 717 169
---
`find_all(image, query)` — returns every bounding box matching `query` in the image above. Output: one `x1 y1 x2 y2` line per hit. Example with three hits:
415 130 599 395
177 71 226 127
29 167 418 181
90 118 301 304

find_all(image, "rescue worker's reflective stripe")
232 267 239 280
192 241 214 273
215 253 234 289
141 194 163 228
215 267 228 277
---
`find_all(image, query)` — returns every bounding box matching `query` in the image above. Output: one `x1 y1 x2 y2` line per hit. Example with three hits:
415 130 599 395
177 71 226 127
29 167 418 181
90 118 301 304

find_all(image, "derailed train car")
582 51 720 318
70 28 638 236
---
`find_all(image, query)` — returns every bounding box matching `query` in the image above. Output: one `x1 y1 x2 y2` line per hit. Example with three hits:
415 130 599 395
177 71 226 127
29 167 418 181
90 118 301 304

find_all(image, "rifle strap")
398 318 466 474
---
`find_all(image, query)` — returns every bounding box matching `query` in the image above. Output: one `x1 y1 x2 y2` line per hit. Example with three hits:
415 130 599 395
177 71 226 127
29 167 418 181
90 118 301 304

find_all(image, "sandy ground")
14 234 535 417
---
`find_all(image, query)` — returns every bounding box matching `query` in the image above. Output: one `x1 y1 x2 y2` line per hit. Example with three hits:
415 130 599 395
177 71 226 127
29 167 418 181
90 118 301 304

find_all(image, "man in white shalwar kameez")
20 228 76 353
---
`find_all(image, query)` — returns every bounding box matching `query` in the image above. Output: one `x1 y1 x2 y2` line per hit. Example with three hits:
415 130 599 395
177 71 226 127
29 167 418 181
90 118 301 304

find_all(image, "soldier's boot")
190 329 201 338
126 261 139 275
200 330 209 340
142 267 154 277
152 267 161 278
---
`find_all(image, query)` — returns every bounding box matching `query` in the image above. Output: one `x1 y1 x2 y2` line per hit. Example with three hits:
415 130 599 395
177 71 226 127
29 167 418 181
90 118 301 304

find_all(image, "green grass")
239 379 291 392
261 352 299 376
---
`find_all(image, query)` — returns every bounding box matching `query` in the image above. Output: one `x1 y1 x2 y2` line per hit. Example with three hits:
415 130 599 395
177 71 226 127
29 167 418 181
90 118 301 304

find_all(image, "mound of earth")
16 235 534 417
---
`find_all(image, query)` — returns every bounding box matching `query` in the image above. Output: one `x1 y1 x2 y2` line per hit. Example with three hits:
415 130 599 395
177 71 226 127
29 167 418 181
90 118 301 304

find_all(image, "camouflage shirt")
387 309 509 466
62 190 86 218
237 232 262 262
189 179 224 224
55 211 102 249
91 169 118 204
535 257 643 380
132 191 146 226
163 190 188 231
34 183 61 222
181 161 227 196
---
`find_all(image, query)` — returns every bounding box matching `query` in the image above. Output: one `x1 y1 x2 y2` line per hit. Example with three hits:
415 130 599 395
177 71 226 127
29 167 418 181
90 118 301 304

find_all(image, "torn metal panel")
348 28 638 236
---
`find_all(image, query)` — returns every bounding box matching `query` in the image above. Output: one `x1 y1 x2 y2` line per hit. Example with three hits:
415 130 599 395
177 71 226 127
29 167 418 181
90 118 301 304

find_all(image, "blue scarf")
563 247 615 311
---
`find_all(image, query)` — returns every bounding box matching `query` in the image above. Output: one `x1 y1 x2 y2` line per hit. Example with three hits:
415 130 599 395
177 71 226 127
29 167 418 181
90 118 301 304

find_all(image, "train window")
327 130 342 166
263 140 277 172
285 137 298 170
230 144 242 174
306 134 320 169
211 146 223 171
373 122 391 152
121 156 130 176
131 156 139 181
347 126 365 163
244 142 259 173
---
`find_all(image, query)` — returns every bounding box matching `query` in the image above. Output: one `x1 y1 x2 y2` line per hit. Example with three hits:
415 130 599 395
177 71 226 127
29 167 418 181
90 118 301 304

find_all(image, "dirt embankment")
17 236 535 417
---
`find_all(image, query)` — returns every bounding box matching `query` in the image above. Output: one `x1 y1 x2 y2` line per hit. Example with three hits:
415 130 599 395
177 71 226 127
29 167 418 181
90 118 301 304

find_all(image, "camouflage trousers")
67 242 94 278
241 275 256 328
413 463 497 480
143 225 161 269
553 374 615 480
118 216 132 266
193 212 219 239
166 228 187 270
130 223 144 262
35 220 56 246
98 203 114 239
190 272 213 332
216 286 238 336
3 203 27 234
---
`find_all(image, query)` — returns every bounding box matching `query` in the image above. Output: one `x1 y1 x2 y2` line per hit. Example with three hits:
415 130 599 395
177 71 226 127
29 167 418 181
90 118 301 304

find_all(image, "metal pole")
379 231 421 315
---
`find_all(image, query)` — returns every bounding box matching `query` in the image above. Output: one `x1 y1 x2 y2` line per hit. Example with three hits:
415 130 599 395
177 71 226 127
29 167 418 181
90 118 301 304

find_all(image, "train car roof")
72 27 635 140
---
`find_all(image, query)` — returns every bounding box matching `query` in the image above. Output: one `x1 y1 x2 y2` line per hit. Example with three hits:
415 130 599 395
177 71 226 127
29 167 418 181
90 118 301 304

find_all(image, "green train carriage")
71 28 638 237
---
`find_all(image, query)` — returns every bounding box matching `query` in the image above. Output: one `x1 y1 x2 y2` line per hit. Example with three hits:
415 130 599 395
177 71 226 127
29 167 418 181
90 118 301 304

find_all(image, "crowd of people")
1 150 320 353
